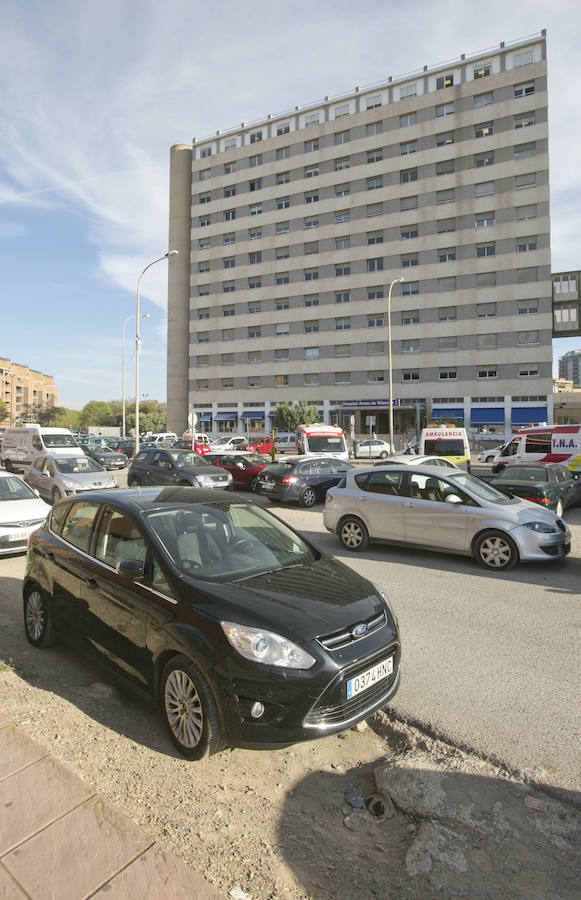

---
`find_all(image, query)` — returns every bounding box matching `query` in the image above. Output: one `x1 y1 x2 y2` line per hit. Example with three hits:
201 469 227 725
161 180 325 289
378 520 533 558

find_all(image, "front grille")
318 610 387 651
304 643 399 727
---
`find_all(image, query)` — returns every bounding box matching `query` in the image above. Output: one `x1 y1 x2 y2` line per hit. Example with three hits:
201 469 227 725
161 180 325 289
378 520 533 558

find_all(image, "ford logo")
352 623 368 638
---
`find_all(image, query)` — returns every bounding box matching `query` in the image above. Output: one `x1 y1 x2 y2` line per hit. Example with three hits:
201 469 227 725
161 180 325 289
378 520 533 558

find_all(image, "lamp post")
122 314 150 439
134 251 178 458
387 276 405 455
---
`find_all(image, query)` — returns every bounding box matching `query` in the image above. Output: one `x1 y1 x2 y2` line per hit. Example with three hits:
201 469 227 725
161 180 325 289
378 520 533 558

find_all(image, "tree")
124 398 167 435
273 402 318 432
79 401 113 428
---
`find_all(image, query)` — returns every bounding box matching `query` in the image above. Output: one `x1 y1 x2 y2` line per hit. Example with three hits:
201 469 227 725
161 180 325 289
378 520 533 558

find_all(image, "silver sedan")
323 464 571 570
24 453 118 504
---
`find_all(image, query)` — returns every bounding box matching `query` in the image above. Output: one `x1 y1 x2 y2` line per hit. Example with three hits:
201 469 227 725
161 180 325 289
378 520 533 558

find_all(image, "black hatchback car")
128 448 232 491
23 488 401 759
489 462 581 518
80 443 128 470
256 456 352 507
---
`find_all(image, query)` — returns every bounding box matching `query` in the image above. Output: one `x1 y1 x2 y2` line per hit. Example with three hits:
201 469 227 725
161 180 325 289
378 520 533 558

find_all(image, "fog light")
250 701 265 719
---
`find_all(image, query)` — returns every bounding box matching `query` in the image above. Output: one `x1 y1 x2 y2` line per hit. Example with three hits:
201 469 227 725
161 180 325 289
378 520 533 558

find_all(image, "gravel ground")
0 550 579 899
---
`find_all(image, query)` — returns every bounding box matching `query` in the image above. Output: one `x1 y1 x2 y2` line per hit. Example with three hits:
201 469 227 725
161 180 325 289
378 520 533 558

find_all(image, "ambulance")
419 424 470 469
295 423 349 461
491 424 581 473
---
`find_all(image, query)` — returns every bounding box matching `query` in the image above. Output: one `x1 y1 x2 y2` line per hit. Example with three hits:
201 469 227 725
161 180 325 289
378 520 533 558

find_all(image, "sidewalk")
0 711 223 899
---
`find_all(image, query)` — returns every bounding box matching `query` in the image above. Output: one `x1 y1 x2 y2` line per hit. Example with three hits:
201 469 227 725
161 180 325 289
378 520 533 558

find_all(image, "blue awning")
511 407 548 426
240 410 265 419
470 408 505 425
431 408 464 419
268 411 275 418
199 412 212 422
214 412 237 422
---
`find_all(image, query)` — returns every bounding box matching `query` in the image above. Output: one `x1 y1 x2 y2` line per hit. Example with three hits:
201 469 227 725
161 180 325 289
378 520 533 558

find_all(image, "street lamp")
122 314 150 439
386 276 405 455
134 250 179 458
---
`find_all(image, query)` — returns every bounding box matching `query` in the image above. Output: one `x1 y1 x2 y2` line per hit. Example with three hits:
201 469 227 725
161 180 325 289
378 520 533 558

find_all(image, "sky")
1 0 580 410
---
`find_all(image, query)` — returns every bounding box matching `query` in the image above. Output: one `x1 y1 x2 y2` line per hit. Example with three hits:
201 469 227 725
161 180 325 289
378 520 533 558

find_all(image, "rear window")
496 465 547 482
263 462 296 475
169 450 210 467
423 439 465 456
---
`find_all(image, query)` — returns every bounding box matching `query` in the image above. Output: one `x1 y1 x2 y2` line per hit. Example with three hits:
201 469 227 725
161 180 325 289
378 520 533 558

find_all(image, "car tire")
160 655 225 760
473 530 518 571
339 516 369 552
555 499 564 518
51 487 61 504
379 451 388 459
23 584 57 648
300 486 318 508
250 476 260 493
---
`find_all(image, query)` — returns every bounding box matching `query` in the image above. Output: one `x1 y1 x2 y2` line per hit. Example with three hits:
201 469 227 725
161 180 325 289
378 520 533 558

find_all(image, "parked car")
210 435 249 452
324 464 571 571
478 442 509 464
24 453 118 503
23 488 401 758
489 463 581 518
172 434 212 455
245 435 273 455
141 432 178 446
127 448 233 490
79 443 128 470
256 456 352 508
204 452 271 492
274 433 296 455
373 455 460 470
108 438 136 459
0 470 50 555
353 439 394 460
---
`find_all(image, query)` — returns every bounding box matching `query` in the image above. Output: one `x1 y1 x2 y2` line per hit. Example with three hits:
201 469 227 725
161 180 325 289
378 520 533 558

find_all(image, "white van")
295 424 349 462
492 425 581 473
419 425 470 469
1 425 80 471
141 432 177 446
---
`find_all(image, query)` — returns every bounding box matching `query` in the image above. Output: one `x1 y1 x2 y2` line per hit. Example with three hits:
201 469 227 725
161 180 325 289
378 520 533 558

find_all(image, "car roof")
354 463 465 477
54 487 238 513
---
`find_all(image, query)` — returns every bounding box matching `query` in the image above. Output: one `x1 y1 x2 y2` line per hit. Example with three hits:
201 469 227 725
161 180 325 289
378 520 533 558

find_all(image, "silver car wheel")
478 535 513 568
26 590 45 642
340 518 368 551
164 669 203 749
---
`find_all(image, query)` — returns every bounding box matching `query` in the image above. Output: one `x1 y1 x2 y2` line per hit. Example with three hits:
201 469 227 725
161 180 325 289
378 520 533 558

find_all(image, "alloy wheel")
164 669 204 749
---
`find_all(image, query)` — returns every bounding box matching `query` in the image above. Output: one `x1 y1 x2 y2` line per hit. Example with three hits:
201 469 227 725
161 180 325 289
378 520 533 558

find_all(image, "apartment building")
0 358 57 427
558 349 581 386
168 32 552 442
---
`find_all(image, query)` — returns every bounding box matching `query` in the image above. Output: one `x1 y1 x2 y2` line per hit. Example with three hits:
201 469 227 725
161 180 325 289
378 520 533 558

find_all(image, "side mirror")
444 494 463 504
116 559 144 581
235 461 245 469
41 471 50 478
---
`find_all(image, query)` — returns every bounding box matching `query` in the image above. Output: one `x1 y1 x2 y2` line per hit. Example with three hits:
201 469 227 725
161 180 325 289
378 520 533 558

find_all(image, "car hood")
177 465 229 475
190 556 386 643
0 496 50 524
481 495 559 523
63 472 116 486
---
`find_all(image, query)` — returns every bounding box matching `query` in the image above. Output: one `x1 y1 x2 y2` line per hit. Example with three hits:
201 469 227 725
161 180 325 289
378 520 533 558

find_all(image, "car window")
134 450 150 463
0 476 37 501
552 467 569 483
94 508 148 568
409 473 452 502
331 461 351 473
49 501 70 536
315 460 334 474
299 462 315 476
169 450 210 467
151 557 173 596
524 433 551 454
498 465 547 482
32 456 44 471
60 501 101 553
365 471 404 496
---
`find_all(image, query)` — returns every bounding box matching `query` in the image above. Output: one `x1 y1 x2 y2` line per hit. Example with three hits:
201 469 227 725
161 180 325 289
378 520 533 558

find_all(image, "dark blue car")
256 455 352 507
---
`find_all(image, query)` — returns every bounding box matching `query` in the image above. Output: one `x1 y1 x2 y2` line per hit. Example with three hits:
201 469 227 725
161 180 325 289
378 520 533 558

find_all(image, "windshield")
495 465 547 482
43 433 78 448
54 457 104 474
448 472 519 504
168 450 210 467
0 476 37 501
145 500 316 582
423 439 465 456
262 462 296 475
305 435 346 453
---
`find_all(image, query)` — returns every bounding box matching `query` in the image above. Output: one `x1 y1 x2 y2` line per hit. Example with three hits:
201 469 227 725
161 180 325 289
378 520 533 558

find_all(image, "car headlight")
374 583 398 625
523 521 559 534
221 622 316 669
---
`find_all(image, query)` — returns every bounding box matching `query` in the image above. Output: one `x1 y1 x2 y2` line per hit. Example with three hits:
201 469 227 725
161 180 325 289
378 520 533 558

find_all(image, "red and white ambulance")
492 424 581 472
295 423 349 461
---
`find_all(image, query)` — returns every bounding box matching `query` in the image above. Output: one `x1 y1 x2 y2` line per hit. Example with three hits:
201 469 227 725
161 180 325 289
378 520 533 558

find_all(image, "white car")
374 454 460 470
478 443 508 463
0 471 51 556
210 435 249 451
353 439 394 460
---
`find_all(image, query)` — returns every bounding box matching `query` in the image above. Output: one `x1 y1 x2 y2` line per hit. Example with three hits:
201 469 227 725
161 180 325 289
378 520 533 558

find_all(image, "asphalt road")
3 462 580 793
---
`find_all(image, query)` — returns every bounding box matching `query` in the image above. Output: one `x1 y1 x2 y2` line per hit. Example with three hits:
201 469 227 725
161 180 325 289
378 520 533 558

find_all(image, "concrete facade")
0 358 57 428
168 33 552 444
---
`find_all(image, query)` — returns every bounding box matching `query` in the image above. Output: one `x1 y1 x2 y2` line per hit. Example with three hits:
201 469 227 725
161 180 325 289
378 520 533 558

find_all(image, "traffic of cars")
256 456 352 507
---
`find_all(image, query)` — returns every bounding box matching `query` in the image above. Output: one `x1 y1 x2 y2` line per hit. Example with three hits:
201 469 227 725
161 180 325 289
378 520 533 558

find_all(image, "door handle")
405 503 415 508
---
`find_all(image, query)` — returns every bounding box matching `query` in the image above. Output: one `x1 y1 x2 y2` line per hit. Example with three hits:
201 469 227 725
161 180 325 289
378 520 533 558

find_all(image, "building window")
478 368 497 379
367 175 383 190
367 203 383 217
335 264 350 276
277 246 291 259
402 339 420 353
475 181 494 197
400 167 418 184
518 330 540 344
368 287 384 300
248 278 261 289
335 344 351 357
401 226 418 240
367 121 383 136
276 221 290 234
402 370 420 381
366 94 382 109
276 146 290 160
475 212 495 228
304 374 319 385
199 216 210 227
367 341 384 355
367 149 383 163
477 302 497 318
514 113 537 135
335 236 350 250
402 310 419 324
248 377 261 388
303 217 318 229
222 307 235 319
437 276 456 292
335 317 351 331
275 323 289 336
436 74 454 89
519 367 539 377
439 306 456 321
514 142 536 160
277 197 290 209
516 237 538 253
335 371 351 383
249 154 262 167
400 112 417 127
402 281 419 296
198 262 210 273
335 183 350 197
474 123 494 138
304 111 320 126
198 288 210 296
303 348 319 361
401 140 417 155
518 300 539 315
304 269 319 281
246 251 261 266
436 189 455 204
437 219 455 233
436 160 455 176
435 102 454 118
305 192 319 203
221 378 234 389
368 316 384 328
367 231 383 245
438 335 457 350
276 122 290 136
248 301 261 314
514 81 535 98
304 139 319 152
476 242 496 258
249 178 262 191
304 320 319 334
223 257 235 269
248 325 261 339
198 240 210 249
224 233 235 244
438 248 456 263
367 257 384 273
515 173 536 190
436 132 454 146
247 350 261 363
335 210 350 223
304 295 319 307
223 282 235 292
249 204 262 215
439 370 457 380
401 254 418 268
400 195 418 211
305 164 319 178
249 131 262 144
197 380 209 390
199 193 211 204
474 91 494 108
400 82 417 99
477 333 497 348
474 150 494 168
197 333 209 344
335 130 350 145
275 347 289 359
224 161 235 174
275 374 289 386
198 309 210 320
474 63 491 79
514 50 534 67
276 273 289 284
476 271 497 287
223 186 236 199
249 229 262 241
368 372 385 384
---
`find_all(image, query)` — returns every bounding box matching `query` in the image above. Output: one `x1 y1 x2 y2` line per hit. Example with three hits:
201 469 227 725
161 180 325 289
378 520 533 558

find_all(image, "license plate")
9 531 27 542
261 482 274 490
346 656 393 700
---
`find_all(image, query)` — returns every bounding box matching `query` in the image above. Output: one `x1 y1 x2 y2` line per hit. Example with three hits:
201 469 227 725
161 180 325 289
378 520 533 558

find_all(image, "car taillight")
281 476 299 485
524 495 550 503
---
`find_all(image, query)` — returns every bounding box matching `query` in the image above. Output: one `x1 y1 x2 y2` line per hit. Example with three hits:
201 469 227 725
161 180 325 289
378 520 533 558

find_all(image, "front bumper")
511 521 571 561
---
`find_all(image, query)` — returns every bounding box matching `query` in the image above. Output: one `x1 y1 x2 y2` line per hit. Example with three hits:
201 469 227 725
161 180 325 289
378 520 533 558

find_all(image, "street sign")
188 411 198 428
366 415 376 426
